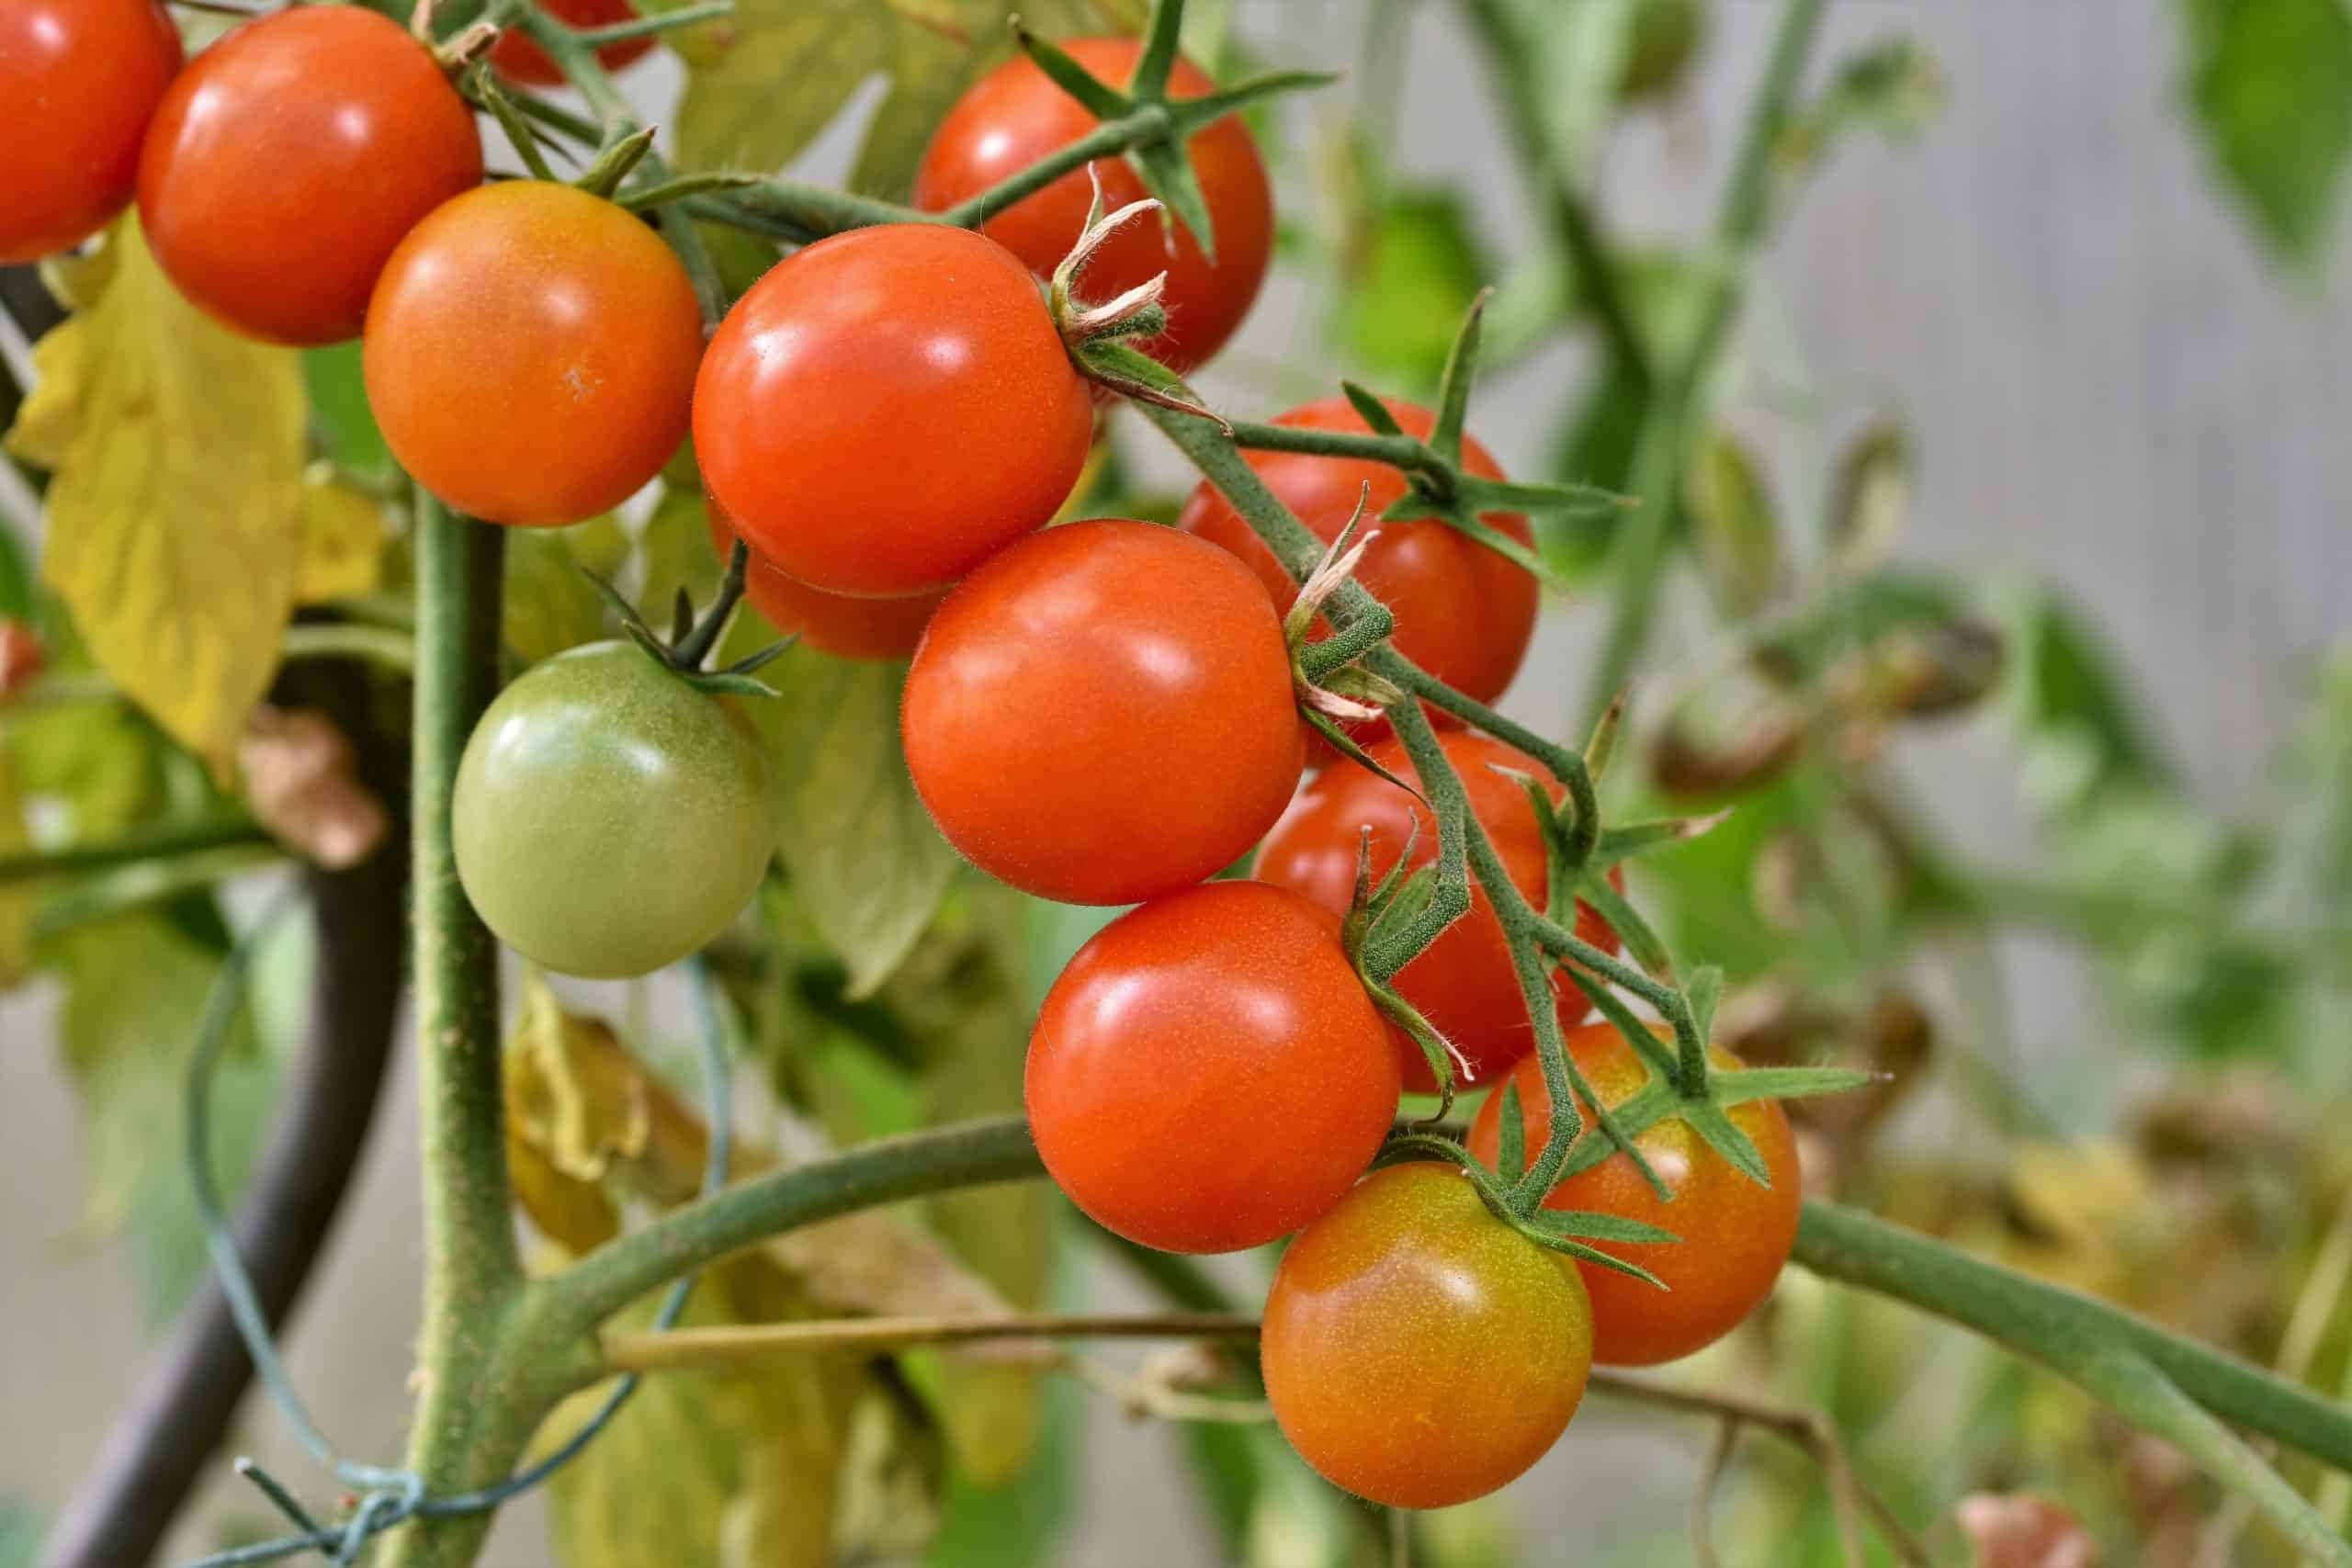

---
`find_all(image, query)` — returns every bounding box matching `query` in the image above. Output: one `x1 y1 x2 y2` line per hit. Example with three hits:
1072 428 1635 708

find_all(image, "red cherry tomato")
0 0 181 264
902 519 1304 905
1262 1162 1593 1507
1464 1021 1803 1366
1255 731 1622 1093
911 37 1272 374
365 182 704 528
1179 396 1538 745
694 223 1093 597
0 617 44 699
1027 880 1401 1254
487 0 654 87
138 6 482 345
707 505 943 661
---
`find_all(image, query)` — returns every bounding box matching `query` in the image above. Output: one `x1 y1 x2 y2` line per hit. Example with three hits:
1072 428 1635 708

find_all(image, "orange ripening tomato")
1179 396 1538 747
707 505 944 661
137 6 482 345
903 520 1305 906
365 183 705 528
694 223 1094 598
488 0 654 87
911 37 1272 374
1026 880 1401 1253
1255 731 1622 1093
1464 1021 1802 1366
1263 1163 1593 1507
0 0 181 264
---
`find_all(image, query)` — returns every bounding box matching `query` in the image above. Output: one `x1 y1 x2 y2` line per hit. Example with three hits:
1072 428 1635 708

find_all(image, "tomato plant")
489 0 653 86
708 505 943 660
1464 1021 1803 1366
1180 396 1538 741
1256 730 1622 1091
911 37 1272 374
136 6 482 345
0 0 180 265
1261 1162 1593 1508
452 641 773 980
1026 880 1400 1253
364 181 704 528
694 223 1094 597
902 518 1305 906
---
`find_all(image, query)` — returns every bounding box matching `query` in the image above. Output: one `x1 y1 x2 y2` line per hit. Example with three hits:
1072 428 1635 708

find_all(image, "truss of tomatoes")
7 3 1802 1516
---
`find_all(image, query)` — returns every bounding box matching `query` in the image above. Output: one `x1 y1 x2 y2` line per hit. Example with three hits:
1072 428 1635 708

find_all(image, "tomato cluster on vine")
4 1 1804 1515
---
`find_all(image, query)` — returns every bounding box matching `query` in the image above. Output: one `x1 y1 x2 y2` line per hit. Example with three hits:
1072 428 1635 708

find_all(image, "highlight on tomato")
1255 730 1622 1091
902 519 1306 907
911 37 1273 374
136 6 483 345
1025 880 1402 1254
0 0 182 265
364 182 705 528
1261 1162 1594 1507
1464 1020 1803 1366
693 223 1094 598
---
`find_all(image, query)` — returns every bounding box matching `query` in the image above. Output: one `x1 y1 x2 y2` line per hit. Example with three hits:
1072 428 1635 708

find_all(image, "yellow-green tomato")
453 642 774 978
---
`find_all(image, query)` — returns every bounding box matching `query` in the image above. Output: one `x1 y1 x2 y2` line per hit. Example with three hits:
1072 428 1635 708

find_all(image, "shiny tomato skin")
1027 881 1401 1254
365 182 704 528
910 37 1272 374
137 6 482 345
488 0 654 87
694 223 1093 598
452 641 774 979
0 0 181 264
1179 396 1538 744
1464 1021 1803 1366
1262 1163 1593 1508
707 505 944 660
903 519 1305 905
1255 731 1621 1093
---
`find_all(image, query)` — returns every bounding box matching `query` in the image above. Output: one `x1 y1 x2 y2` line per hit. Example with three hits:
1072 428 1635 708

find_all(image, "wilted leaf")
51 911 247 1235
295 468 387 604
1955 1492 2100 1567
1826 422 1909 580
1683 430 1780 616
673 0 1144 200
753 648 958 996
7 220 307 777
238 705 390 870
2179 0 2352 270
537 1252 871 1568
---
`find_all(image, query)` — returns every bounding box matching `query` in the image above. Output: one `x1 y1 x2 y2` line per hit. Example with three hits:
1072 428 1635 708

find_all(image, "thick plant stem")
1792 1201 2352 1476
382 496 521 1568
1580 0 1829 728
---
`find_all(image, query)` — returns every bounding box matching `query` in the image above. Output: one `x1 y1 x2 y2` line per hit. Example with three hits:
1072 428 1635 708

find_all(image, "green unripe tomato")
453 641 775 979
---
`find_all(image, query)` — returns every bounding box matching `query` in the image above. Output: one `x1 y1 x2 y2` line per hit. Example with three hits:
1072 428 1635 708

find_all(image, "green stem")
1225 419 1442 479
570 1 731 45
1792 1201 2352 1475
1579 0 1829 728
546 1116 1044 1333
0 818 269 886
381 494 521 1568
936 115 1143 228
1453 0 1653 389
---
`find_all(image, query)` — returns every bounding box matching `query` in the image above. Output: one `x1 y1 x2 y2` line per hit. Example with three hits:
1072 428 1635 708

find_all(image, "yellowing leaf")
503 530 615 666
674 0 1145 199
536 1253 868 1568
295 469 387 604
8 220 307 779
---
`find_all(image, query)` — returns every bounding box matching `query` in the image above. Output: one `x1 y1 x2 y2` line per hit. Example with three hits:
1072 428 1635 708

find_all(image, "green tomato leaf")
1710 1064 1877 1106
2178 0 2352 270
1826 421 1910 581
1532 1207 1681 1246
1336 190 1490 391
1575 868 1675 982
6 220 306 779
1683 430 1780 617
501 529 618 667
1680 1098 1770 1187
752 644 959 997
